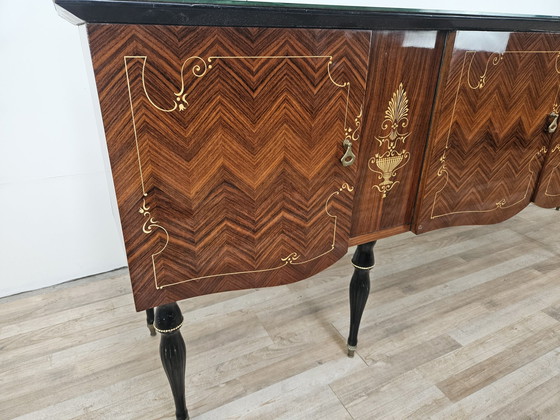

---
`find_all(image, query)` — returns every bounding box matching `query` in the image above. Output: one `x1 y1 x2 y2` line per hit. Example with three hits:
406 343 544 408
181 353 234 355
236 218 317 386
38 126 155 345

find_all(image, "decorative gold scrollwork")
467 52 504 90
369 83 411 198
139 197 170 290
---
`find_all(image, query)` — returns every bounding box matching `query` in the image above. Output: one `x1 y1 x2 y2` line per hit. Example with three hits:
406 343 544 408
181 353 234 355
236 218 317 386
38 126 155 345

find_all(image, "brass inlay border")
124 55 358 290
368 83 411 198
154 322 183 334
351 262 375 270
431 49 560 220
154 183 354 289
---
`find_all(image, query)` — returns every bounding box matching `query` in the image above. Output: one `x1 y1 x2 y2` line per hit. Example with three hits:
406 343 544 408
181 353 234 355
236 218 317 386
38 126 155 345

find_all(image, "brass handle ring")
546 112 558 134
341 139 355 167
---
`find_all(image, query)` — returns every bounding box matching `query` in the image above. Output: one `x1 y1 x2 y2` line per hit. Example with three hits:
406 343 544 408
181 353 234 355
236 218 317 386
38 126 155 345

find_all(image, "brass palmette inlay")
369 83 411 198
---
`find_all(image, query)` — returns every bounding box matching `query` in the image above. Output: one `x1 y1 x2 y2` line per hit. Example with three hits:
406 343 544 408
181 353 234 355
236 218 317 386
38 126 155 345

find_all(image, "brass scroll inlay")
369 83 411 198
124 55 359 289
139 198 170 290
467 52 504 90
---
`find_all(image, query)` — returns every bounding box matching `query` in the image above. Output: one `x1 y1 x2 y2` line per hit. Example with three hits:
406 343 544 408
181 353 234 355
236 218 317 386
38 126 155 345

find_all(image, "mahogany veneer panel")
414 32 560 233
350 31 445 243
87 25 370 310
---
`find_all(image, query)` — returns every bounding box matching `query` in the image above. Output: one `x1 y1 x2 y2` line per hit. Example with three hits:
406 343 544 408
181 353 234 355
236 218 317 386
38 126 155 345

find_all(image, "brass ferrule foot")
347 345 356 358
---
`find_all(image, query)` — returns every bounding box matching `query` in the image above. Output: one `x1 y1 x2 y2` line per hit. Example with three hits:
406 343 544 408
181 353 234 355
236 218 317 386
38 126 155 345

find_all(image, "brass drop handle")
341 139 355 167
546 112 558 134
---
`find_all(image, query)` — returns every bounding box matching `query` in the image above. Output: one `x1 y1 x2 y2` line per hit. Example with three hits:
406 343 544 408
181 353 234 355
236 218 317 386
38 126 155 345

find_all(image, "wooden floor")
2 205 560 419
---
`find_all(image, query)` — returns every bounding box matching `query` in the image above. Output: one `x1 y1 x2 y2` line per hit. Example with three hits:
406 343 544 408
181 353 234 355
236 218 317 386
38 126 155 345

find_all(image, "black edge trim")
53 0 560 32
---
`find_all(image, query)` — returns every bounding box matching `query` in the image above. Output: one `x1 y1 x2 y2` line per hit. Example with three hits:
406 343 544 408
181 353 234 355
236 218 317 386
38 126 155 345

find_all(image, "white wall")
0 0 127 297
0 0 558 298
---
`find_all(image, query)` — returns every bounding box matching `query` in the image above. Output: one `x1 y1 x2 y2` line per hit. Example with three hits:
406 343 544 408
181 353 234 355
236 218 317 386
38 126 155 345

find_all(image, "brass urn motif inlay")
369 83 411 198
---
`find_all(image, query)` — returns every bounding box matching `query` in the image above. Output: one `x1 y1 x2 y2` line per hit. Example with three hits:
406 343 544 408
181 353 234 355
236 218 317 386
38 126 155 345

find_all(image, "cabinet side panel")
87 24 370 310
350 31 445 242
414 32 559 234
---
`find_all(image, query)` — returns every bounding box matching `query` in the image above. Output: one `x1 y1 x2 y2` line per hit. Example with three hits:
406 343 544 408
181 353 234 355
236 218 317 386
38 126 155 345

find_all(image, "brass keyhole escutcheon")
341 139 355 167
546 112 559 134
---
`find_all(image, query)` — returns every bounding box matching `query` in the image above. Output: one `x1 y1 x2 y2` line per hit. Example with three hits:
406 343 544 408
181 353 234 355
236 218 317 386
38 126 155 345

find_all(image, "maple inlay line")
124 54 360 290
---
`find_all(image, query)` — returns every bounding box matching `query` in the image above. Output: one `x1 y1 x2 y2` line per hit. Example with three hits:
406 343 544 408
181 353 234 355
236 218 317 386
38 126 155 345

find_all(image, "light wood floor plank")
1 205 559 419
487 372 560 419
429 348 560 419
436 323 560 402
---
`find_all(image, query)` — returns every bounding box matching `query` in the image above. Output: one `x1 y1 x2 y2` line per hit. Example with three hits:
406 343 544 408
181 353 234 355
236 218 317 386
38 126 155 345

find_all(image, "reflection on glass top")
134 0 560 18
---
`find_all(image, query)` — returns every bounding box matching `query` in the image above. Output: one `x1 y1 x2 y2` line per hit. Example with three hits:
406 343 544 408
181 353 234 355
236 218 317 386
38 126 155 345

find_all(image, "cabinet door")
414 32 560 233
87 25 370 310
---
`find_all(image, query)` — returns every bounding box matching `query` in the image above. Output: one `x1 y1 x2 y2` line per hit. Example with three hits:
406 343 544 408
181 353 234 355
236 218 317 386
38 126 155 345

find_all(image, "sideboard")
54 1 560 418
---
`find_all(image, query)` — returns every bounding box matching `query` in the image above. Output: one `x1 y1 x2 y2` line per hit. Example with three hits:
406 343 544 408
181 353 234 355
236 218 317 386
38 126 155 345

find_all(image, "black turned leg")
155 303 189 420
146 308 156 336
347 241 376 358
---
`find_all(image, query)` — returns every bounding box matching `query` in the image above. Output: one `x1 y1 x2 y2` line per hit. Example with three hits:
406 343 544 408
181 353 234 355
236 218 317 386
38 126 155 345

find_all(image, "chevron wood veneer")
87 25 370 311
534 137 560 208
414 32 560 233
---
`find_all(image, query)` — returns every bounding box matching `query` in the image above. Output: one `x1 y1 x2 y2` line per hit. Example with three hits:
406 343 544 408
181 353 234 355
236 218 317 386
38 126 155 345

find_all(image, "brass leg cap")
147 323 156 336
347 345 356 358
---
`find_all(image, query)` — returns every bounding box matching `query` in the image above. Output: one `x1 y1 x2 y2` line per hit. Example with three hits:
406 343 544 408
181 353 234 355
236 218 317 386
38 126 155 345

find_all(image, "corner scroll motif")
467 52 504 90
369 83 411 198
139 197 170 290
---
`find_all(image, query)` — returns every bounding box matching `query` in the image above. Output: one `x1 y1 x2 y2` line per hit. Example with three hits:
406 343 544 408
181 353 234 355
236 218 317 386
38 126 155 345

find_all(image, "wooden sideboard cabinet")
54 1 560 418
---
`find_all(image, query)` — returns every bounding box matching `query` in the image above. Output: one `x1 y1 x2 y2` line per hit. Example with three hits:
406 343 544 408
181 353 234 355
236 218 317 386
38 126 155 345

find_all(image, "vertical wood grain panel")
350 31 445 244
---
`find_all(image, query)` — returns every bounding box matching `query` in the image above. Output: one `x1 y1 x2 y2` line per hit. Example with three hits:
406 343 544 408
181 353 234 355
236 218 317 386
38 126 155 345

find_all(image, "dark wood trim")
347 241 376 357
54 0 560 32
349 225 410 246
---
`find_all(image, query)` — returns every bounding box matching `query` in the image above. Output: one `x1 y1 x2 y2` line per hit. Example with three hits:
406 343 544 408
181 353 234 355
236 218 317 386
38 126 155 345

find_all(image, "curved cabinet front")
415 32 560 233
88 25 371 310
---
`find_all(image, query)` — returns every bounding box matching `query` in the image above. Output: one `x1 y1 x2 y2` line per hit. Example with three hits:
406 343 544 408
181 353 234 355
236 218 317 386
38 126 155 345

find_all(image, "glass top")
139 0 560 18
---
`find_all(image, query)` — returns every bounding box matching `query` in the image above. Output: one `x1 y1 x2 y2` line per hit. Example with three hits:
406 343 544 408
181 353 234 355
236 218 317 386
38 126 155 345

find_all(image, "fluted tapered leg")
146 308 156 336
347 241 376 357
155 303 189 420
